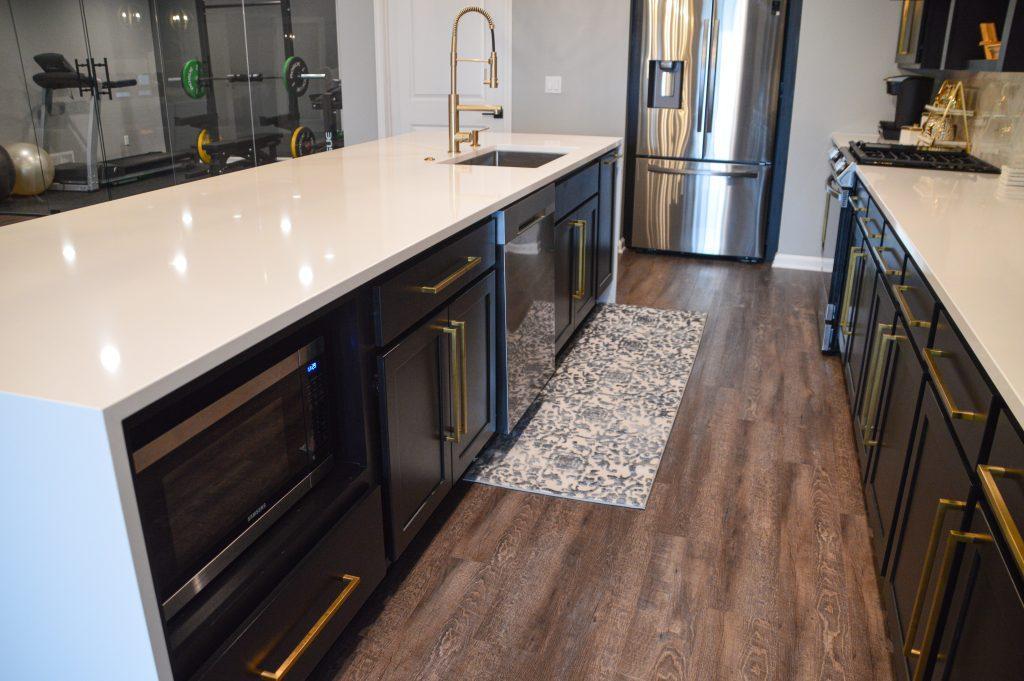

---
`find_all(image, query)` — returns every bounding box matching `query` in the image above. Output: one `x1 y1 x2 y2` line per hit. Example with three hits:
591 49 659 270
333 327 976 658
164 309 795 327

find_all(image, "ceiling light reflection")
100 344 121 373
298 264 313 287
62 243 77 264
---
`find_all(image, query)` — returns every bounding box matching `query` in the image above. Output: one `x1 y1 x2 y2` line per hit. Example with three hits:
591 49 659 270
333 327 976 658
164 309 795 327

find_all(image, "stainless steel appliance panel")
702 0 786 163
496 186 557 434
632 157 769 257
634 0 714 159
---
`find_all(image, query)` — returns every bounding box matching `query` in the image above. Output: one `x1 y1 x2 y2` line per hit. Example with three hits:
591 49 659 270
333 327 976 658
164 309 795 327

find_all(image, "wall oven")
124 303 377 679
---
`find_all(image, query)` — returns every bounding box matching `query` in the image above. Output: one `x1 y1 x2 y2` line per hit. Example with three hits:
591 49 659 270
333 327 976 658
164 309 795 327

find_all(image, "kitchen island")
0 130 622 680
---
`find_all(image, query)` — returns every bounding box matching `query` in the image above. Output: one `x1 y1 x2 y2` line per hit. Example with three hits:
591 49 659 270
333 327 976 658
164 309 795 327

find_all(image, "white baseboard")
772 253 833 272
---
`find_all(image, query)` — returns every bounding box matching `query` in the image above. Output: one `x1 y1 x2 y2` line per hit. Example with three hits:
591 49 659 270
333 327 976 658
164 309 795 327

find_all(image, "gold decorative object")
919 80 974 152
980 22 1001 60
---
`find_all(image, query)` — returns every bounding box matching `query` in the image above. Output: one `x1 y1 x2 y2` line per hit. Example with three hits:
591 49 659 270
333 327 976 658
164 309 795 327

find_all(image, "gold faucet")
449 6 503 154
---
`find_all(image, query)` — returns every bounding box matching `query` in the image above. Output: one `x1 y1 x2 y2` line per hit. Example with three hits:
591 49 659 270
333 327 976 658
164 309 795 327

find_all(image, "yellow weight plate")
197 129 212 164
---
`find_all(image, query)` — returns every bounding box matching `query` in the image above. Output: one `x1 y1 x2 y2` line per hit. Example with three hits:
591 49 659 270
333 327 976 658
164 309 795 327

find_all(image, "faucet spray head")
487 51 499 88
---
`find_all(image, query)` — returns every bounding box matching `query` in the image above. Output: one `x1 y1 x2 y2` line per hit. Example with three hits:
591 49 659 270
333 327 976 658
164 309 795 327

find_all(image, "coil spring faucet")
449 6 503 153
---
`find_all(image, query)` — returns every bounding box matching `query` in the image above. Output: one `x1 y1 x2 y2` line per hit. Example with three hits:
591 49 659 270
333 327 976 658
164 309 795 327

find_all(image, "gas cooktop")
848 141 1000 174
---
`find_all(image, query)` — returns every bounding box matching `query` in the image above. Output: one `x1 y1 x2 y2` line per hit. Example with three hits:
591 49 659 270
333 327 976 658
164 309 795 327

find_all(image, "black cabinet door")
572 196 599 323
856 268 897 477
837 226 866 364
379 312 453 559
448 271 497 480
595 153 616 296
922 509 1024 680
554 211 576 350
886 383 973 679
846 236 879 413
866 312 925 571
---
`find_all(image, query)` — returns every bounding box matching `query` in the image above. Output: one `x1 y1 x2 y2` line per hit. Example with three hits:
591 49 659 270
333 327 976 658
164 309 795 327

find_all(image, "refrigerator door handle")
704 18 720 134
648 165 759 179
696 19 710 131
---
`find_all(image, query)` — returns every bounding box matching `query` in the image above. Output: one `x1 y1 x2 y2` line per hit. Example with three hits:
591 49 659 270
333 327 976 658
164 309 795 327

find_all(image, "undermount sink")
447 149 566 168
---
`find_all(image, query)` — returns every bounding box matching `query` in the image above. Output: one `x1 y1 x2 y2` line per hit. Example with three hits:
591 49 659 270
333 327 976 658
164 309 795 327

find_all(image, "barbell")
170 57 325 99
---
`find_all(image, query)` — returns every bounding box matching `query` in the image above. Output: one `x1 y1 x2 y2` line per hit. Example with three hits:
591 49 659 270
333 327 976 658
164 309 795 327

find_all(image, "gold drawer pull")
978 465 1024 578
912 529 992 680
903 498 967 660
893 284 931 329
452 320 469 437
441 326 462 443
839 247 865 337
256 574 361 680
923 348 987 422
849 194 867 213
419 256 481 294
857 213 882 240
571 219 587 300
870 244 901 277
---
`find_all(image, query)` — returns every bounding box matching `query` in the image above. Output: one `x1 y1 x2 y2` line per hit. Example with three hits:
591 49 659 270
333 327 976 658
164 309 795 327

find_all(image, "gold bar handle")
923 348 987 422
256 574 361 680
870 243 901 277
903 498 968 659
862 326 904 446
856 213 882 240
978 465 1024 579
839 247 865 337
912 530 992 681
849 194 867 213
452 320 469 436
419 256 481 294
571 219 587 300
893 284 932 329
441 326 462 443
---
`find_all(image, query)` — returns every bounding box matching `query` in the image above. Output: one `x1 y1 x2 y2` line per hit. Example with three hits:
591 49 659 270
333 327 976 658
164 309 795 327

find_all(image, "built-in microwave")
130 337 334 619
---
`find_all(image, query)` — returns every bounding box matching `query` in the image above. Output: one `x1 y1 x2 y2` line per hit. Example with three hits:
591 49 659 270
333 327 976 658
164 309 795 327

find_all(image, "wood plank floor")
312 251 895 681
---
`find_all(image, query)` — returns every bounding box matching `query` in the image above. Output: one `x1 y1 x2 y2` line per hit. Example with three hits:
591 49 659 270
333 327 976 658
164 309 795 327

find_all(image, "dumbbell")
171 57 325 99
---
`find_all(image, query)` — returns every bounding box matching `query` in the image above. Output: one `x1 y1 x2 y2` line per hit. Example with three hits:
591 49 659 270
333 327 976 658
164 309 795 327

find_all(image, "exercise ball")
4 143 55 196
0 146 14 201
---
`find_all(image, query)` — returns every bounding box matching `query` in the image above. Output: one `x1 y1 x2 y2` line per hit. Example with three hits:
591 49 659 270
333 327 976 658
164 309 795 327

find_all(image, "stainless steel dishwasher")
495 185 556 434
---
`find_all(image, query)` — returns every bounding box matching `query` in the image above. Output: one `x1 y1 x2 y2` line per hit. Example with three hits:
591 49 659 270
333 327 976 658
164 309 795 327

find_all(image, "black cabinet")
841 225 876 409
378 270 497 558
448 273 497 481
379 310 454 559
855 267 896 477
595 152 617 296
866 309 925 572
885 382 974 679
895 0 950 68
555 196 599 351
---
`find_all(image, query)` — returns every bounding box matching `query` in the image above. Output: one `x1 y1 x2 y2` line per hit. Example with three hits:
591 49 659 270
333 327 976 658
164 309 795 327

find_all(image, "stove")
848 141 1000 173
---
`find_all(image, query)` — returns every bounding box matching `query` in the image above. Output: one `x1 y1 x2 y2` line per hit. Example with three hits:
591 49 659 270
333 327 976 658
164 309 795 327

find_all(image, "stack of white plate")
997 166 1024 199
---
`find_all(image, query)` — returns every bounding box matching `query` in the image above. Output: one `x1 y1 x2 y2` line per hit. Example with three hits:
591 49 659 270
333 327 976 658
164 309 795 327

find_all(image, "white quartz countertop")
0 131 620 415
831 132 1024 426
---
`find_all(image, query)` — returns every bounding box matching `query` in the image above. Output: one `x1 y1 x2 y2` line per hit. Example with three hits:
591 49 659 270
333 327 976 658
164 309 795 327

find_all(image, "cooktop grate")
848 141 1000 173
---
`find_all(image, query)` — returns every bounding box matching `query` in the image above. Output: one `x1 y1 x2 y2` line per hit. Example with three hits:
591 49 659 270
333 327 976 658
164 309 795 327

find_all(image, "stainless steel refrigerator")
630 0 787 259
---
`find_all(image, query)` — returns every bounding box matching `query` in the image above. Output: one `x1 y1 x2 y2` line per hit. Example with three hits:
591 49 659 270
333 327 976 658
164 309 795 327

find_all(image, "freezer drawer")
631 158 769 258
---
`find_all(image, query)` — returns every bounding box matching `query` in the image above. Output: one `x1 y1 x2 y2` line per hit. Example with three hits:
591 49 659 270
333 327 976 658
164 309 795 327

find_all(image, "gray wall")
509 0 630 137
775 0 900 259
337 0 379 145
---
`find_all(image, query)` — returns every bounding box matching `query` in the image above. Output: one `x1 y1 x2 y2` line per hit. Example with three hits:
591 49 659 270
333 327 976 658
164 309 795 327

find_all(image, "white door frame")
373 0 512 138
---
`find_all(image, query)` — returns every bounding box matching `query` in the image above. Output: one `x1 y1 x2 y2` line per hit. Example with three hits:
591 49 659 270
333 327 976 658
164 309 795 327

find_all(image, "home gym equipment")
310 78 344 153
4 143 55 196
0 146 16 202
171 56 325 99
195 133 282 175
31 53 186 191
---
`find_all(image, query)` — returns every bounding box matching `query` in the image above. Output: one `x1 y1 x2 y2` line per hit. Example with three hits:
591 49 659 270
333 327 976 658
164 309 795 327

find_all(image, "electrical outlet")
123 134 131 147
545 75 562 94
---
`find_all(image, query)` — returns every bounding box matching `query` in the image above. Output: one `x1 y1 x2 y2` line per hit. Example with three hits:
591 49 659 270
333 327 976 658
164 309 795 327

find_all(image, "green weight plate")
282 56 309 96
181 59 205 99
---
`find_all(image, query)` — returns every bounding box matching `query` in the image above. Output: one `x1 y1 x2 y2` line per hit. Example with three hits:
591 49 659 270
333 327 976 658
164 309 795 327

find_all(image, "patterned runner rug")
465 303 706 509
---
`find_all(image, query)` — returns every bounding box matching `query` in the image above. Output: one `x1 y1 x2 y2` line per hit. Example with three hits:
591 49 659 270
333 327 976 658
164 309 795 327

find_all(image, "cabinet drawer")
926 310 994 466
981 410 1024 581
196 487 386 681
892 256 934 352
374 219 496 346
858 213 904 284
555 162 599 220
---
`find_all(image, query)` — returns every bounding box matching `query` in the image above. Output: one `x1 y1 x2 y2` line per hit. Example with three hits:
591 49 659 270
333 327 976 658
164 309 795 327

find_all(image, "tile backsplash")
950 71 1024 167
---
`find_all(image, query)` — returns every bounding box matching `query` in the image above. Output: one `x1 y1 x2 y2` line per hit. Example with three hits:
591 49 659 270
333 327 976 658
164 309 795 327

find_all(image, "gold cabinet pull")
839 247 865 337
870 243 901 277
923 348 987 422
978 465 1024 578
441 326 462 442
256 574 361 680
571 219 587 300
893 284 931 329
911 530 992 680
452 320 469 436
856 213 882 240
849 194 867 213
861 325 904 446
419 256 481 294
903 498 968 660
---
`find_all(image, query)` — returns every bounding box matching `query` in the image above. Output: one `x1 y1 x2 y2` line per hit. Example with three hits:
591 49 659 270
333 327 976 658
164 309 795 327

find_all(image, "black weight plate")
282 56 309 96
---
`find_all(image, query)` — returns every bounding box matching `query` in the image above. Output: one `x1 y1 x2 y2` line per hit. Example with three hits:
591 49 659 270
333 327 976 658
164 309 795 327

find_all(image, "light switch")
545 75 562 94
